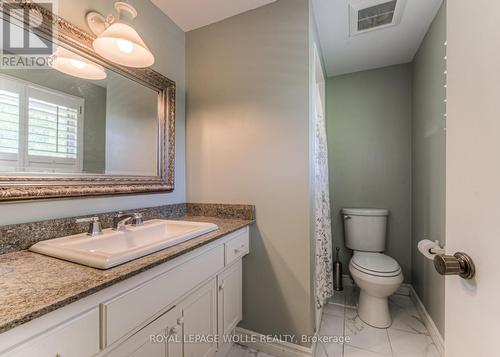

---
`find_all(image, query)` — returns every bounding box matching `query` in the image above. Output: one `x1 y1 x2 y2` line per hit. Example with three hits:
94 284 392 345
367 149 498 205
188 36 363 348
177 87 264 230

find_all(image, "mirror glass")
0 25 159 177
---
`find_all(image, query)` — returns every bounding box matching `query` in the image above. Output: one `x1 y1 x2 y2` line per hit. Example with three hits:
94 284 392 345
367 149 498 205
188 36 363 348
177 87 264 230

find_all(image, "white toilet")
342 208 403 328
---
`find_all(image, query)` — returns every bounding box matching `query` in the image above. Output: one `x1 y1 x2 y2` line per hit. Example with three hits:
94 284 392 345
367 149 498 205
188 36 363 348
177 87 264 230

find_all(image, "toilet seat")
350 252 401 277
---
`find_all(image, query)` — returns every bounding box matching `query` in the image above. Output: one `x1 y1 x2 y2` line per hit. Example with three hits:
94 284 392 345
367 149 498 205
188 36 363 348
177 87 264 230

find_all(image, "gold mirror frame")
0 0 175 201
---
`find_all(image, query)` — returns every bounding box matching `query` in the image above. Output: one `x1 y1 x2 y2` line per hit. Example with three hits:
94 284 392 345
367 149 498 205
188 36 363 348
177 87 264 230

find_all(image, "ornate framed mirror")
0 0 175 201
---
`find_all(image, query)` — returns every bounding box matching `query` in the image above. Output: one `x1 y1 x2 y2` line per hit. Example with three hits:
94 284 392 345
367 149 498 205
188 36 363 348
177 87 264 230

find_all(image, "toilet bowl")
341 208 403 328
349 252 403 328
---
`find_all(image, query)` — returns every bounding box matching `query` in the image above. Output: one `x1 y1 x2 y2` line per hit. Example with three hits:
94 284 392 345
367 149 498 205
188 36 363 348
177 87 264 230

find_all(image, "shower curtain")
314 85 334 309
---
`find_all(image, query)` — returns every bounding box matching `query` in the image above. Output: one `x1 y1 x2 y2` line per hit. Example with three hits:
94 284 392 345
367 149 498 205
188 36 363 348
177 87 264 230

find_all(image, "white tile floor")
316 286 440 357
225 344 275 357
227 285 440 357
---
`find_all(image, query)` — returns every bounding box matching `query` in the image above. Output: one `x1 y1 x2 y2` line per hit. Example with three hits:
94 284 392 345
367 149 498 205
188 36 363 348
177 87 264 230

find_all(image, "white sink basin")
29 220 219 269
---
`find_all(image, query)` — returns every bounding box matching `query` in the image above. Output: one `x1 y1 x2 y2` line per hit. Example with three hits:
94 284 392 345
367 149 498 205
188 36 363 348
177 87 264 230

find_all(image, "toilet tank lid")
342 208 389 216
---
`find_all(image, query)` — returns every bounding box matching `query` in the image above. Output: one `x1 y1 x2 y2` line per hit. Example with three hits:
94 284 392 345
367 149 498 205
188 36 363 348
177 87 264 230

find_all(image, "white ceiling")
313 0 443 76
151 0 277 32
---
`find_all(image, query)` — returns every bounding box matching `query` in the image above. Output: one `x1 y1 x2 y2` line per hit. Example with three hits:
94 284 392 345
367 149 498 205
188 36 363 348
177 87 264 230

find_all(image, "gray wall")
0 0 186 225
0 68 107 174
326 64 413 282
186 0 314 345
412 2 446 337
105 73 158 176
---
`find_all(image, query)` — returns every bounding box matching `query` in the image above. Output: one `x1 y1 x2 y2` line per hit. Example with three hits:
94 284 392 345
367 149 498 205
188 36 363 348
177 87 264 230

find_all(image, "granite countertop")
0 215 253 334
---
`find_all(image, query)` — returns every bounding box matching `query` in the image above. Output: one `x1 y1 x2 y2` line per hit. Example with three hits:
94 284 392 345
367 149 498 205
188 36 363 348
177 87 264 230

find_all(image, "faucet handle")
134 209 147 217
132 212 144 226
76 216 99 224
76 216 102 237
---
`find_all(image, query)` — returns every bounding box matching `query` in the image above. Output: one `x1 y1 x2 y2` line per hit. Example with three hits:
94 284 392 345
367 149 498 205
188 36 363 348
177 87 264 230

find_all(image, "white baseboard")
234 327 313 357
409 287 444 356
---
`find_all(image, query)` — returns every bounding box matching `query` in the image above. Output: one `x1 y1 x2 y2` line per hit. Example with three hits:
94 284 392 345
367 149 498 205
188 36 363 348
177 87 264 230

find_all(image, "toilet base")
357 291 392 328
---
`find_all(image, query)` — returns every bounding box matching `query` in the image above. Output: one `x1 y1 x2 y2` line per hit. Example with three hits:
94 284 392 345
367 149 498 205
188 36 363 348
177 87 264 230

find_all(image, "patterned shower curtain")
314 87 334 309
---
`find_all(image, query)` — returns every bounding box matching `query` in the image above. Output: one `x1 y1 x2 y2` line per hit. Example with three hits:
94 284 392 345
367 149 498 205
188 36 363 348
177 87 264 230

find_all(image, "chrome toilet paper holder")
418 239 476 280
418 239 445 259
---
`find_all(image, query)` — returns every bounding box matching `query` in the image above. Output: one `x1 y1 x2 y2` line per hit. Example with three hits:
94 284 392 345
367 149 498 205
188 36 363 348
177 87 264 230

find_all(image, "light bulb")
70 59 86 69
116 39 134 54
51 47 107 80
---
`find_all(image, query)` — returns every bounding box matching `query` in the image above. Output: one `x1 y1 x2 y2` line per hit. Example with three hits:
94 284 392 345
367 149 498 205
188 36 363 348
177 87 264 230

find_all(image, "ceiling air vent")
349 0 407 36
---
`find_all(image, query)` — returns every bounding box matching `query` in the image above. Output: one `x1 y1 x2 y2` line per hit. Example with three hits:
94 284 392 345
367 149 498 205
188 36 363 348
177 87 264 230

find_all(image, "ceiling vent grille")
349 0 407 36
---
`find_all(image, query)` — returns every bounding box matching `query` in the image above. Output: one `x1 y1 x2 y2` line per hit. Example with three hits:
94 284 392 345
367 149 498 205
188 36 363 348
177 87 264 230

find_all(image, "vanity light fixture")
86 2 155 68
51 47 107 80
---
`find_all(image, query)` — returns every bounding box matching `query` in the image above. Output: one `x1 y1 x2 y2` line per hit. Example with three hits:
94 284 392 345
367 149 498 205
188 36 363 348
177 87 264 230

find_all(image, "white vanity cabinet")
105 305 182 357
105 277 220 357
101 247 224 348
0 226 249 357
179 279 219 357
218 261 243 338
107 275 232 357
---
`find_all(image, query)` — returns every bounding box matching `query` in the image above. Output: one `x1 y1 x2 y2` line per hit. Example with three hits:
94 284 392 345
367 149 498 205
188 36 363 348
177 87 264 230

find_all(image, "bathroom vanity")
0 215 251 357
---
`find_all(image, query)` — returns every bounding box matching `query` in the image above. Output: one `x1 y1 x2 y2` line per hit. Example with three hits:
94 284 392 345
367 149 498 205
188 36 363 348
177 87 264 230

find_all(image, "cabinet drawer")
102 246 224 347
10 308 100 357
225 228 249 266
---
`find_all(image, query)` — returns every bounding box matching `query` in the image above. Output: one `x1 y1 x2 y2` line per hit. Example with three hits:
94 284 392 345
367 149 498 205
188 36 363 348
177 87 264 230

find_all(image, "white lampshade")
51 47 107 80
92 22 155 68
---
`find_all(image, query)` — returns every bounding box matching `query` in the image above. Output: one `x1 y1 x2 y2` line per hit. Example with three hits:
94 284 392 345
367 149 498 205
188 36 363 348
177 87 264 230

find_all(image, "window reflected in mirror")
0 52 159 176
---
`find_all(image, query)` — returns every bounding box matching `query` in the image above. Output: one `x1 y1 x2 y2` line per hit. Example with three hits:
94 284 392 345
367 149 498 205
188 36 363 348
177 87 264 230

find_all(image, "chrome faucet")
112 211 144 231
76 216 102 237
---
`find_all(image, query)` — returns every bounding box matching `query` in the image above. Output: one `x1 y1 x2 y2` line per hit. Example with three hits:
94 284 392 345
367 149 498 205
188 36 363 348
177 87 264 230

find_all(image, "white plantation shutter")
27 98 79 159
0 76 24 171
26 87 83 172
0 74 84 173
0 89 20 155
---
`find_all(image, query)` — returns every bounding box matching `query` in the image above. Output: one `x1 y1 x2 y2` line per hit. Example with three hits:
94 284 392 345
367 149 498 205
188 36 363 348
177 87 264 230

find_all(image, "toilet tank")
342 208 389 252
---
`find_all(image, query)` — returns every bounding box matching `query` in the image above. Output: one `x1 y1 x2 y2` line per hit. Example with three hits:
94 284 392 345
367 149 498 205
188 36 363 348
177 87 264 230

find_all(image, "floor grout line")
386 328 395 357
388 325 431 335
344 344 391 356
349 345 391 357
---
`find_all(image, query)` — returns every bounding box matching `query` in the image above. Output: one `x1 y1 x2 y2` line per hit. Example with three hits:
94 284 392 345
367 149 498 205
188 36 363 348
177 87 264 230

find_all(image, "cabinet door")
179 279 218 357
218 261 243 337
128 324 182 357
105 306 181 357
